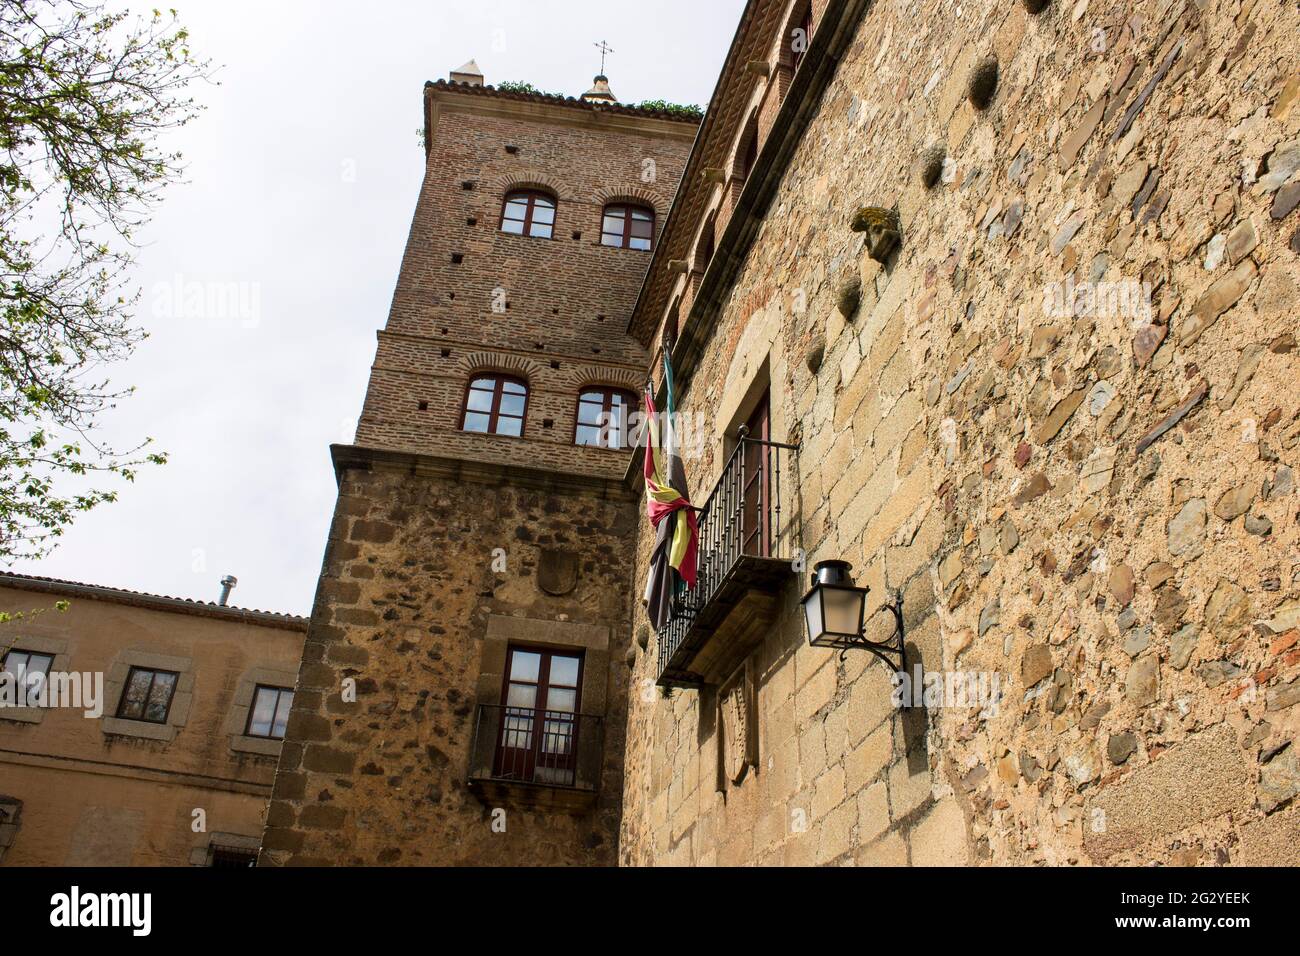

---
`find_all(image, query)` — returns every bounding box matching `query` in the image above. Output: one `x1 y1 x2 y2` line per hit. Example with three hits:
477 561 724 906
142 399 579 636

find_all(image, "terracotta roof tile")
0 571 308 630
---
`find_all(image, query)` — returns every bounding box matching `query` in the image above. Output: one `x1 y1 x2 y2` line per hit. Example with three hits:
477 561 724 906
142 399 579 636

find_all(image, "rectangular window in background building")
1 650 55 684
116 666 179 724
246 685 294 739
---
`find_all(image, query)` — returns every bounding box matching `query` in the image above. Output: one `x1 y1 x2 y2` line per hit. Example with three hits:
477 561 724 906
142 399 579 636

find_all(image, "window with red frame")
575 387 638 449
600 203 655 250
500 190 556 239
463 375 528 437
495 646 584 787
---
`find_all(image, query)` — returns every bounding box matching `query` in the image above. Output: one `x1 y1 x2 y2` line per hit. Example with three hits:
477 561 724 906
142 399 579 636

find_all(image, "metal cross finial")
594 40 614 75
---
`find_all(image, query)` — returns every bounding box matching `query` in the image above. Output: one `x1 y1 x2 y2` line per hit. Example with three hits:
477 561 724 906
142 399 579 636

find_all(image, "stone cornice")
375 329 647 375
423 83 701 161
331 444 638 502
0 748 272 797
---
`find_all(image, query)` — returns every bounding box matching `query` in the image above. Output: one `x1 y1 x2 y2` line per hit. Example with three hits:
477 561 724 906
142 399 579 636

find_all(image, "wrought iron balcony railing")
467 704 604 812
656 429 799 688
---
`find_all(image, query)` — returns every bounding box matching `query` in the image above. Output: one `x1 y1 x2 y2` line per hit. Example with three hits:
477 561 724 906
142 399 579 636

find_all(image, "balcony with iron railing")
656 428 799 688
466 703 604 813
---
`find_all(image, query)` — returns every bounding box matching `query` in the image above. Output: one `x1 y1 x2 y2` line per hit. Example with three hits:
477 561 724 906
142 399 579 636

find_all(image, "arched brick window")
463 374 529 437
500 190 556 239
789 3 814 73
575 386 639 449
736 117 759 181
600 203 655 250
694 215 717 273
666 296 682 350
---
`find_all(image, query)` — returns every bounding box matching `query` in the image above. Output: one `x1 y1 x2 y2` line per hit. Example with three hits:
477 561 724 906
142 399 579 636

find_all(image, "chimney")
218 575 238 607
581 74 617 105
450 59 484 87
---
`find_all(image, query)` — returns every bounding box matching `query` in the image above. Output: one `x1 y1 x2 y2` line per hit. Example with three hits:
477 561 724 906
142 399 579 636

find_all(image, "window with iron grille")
245 685 294 739
462 375 529 437
600 203 655 250
741 391 773 557
500 189 556 239
575 387 638 449
116 666 179 724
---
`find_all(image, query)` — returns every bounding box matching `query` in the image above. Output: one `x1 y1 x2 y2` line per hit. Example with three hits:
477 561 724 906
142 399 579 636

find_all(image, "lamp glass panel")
823 586 864 635
802 588 824 641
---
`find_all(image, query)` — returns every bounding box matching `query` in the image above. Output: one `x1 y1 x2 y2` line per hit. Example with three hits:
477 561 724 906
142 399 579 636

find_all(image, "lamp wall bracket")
839 589 907 674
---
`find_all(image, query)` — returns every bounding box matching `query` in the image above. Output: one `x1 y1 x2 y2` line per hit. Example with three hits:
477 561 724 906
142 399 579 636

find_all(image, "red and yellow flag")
642 353 698 629
643 386 698 588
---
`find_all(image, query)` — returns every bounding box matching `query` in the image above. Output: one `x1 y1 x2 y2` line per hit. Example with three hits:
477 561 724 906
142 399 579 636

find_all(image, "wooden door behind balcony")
741 393 771 557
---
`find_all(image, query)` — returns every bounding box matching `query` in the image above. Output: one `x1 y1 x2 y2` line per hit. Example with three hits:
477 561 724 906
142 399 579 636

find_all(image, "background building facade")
0 573 305 866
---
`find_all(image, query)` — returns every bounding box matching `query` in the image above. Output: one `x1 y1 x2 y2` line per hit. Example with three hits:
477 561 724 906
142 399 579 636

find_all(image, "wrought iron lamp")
801 560 906 673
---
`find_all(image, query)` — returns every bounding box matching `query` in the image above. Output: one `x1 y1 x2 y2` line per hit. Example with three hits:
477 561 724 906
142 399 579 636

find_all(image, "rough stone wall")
621 0 1300 866
263 465 639 866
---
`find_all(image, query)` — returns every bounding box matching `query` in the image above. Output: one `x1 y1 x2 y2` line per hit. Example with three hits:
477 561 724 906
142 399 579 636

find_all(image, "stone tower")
261 65 698 865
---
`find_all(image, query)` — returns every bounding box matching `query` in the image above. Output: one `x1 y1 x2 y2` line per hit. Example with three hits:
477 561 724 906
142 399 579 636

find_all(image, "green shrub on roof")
634 100 705 120
496 81 563 97
491 83 704 120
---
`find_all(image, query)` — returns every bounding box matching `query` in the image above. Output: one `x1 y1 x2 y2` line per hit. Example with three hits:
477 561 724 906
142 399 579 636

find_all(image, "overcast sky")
14 0 745 616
